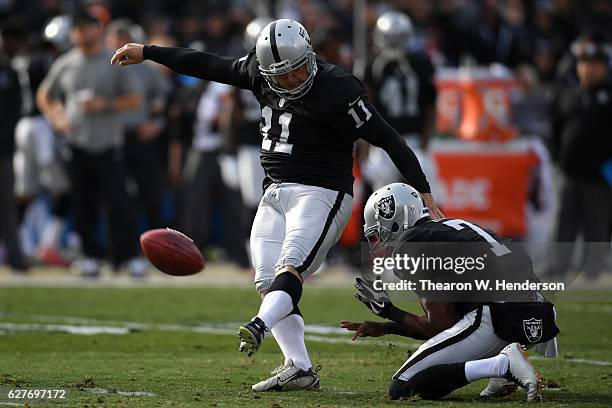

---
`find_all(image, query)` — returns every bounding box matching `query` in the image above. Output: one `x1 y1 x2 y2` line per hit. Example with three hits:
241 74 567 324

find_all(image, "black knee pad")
390 363 468 400
268 271 303 306
389 379 415 400
290 304 302 317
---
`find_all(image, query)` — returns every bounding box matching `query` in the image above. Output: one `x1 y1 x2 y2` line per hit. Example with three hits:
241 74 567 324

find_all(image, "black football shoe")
238 317 268 356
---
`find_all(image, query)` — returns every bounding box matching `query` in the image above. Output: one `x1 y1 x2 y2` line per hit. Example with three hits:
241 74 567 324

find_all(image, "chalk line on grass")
2 314 611 368
81 387 155 397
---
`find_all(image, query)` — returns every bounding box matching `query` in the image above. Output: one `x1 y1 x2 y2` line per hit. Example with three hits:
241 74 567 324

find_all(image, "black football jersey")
143 45 431 195
234 88 262 146
365 51 436 135
230 49 383 194
399 218 509 246
397 217 533 269
394 218 538 305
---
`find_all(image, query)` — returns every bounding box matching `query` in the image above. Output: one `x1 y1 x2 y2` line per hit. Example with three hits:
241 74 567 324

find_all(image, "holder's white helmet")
363 183 429 251
374 11 414 51
255 19 317 100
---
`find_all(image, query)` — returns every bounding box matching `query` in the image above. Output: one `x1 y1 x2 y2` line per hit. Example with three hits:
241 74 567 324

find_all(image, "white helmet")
255 19 318 100
374 11 414 51
244 17 273 51
363 183 429 250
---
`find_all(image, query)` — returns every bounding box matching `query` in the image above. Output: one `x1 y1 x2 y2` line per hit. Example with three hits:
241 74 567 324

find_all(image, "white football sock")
464 354 509 383
256 290 293 329
271 314 312 371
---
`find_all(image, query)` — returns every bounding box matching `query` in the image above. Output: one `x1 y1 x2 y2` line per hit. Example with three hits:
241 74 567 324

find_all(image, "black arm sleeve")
0 66 21 154
549 90 563 162
143 45 253 90
331 74 430 193
383 322 428 340
362 112 431 193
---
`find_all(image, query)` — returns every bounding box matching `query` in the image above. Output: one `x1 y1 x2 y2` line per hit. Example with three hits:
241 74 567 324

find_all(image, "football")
139 228 205 276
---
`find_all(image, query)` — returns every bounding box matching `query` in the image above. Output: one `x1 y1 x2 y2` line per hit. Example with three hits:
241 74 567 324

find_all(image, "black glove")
354 277 393 317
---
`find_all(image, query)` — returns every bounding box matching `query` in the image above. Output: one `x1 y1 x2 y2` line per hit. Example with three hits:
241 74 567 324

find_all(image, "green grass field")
0 285 611 407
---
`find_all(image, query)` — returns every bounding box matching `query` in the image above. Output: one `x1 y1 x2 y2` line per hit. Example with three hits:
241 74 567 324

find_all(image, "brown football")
139 228 205 276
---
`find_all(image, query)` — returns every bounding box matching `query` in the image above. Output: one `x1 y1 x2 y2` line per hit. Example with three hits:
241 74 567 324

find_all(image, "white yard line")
2 313 611 368
302 324 350 335
559 304 612 314
305 334 421 348
565 358 612 366
0 314 238 335
81 387 155 397
0 322 130 335
531 356 612 367
0 320 417 347
0 313 352 336
318 387 357 395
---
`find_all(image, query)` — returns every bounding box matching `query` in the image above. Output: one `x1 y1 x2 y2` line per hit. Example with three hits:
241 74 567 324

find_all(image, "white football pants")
250 182 352 293
393 306 509 381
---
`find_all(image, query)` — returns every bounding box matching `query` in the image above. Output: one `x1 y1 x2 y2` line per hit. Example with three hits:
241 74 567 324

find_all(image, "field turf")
0 285 610 407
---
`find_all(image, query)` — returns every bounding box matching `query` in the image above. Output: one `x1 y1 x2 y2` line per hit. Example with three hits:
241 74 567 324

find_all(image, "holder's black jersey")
398 218 511 247
395 219 557 341
395 218 539 304
143 46 430 195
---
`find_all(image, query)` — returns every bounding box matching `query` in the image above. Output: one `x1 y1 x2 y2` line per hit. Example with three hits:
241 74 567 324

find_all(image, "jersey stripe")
296 191 345 273
392 306 483 379
269 21 282 63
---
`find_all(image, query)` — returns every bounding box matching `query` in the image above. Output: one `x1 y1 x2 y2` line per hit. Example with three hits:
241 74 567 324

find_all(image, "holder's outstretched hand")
339 320 386 340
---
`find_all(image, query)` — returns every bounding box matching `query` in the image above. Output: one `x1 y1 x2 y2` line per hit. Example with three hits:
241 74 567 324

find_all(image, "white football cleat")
479 377 518 398
251 359 320 392
500 343 542 402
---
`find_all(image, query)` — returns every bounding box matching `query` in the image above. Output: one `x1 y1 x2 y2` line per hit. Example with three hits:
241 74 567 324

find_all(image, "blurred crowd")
0 0 610 278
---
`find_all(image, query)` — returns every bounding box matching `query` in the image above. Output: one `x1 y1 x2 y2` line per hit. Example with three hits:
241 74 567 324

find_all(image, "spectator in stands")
106 19 170 230
36 9 145 277
219 17 270 263
532 39 558 85
0 23 27 272
549 31 612 280
13 26 72 267
512 64 551 138
530 0 565 67
147 33 185 191
179 80 250 269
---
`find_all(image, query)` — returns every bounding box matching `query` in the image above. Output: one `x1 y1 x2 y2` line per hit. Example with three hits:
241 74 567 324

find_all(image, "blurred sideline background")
0 0 610 287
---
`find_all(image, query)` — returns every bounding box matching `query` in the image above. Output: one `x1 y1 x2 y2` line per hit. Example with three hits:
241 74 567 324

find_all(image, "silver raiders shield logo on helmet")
375 195 395 219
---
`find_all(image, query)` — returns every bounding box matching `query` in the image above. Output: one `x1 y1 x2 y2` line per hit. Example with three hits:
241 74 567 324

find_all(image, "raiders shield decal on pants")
523 318 543 343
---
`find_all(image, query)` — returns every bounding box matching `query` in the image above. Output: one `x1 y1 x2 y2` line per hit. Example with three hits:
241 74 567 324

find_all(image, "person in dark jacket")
549 31 612 279
0 25 27 271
